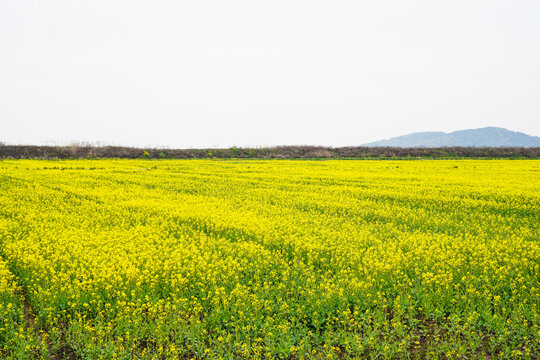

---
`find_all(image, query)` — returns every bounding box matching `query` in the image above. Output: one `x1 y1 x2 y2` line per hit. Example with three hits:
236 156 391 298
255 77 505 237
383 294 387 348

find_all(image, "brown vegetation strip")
1 144 539 159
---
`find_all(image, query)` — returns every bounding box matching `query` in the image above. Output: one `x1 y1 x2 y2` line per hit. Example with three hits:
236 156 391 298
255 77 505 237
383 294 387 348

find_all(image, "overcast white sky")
1 1 539 148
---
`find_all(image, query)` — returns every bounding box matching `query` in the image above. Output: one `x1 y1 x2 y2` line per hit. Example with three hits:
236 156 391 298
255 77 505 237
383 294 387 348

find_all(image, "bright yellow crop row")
0 159 538 359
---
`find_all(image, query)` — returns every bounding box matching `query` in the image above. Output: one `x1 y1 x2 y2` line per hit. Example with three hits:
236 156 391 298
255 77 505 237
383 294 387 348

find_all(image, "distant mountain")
364 127 540 147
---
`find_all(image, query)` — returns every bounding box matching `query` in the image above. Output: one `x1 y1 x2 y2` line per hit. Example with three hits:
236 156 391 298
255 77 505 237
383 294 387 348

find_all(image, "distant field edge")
1 145 539 160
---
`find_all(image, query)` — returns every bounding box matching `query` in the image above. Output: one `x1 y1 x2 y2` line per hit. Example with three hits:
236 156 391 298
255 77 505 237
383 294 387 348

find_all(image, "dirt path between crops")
22 292 51 356
21 289 81 360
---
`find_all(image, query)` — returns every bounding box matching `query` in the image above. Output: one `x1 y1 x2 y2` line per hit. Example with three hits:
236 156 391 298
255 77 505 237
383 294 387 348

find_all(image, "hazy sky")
1 1 539 148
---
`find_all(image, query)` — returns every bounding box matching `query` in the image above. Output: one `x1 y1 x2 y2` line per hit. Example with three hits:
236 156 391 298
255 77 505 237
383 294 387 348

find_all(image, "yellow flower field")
0 159 538 359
